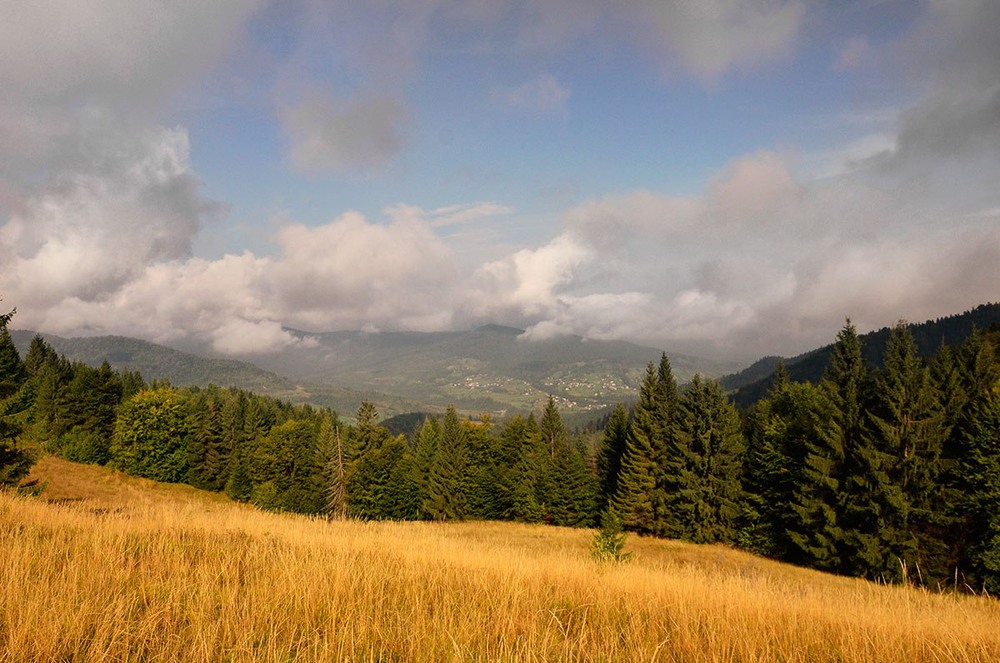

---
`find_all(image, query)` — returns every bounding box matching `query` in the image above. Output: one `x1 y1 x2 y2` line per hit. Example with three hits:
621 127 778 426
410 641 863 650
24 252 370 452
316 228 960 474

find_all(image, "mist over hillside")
9 325 740 419
8 330 424 417
195 325 743 416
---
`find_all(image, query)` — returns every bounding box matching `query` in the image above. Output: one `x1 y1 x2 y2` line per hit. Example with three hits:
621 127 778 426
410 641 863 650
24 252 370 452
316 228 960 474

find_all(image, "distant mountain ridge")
9 326 741 420
197 325 744 417
721 303 1000 406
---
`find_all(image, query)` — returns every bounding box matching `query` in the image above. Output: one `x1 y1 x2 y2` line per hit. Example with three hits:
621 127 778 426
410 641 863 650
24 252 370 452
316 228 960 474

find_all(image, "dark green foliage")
596 402 629 513
859 323 943 581
186 390 229 491
58 362 122 464
349 433 420 520
109 389 190 483
499 415 546 523
952 385 1000 592
611 364 662 534
0 328 27 400
413 415 441 519
224 446 253 502
0 309 38 489
250 418 325 514
421 406 470 520
743 379 825 558
664 375 745 544
786 321 868 573
534 397 597 527
943 331 1000 591
346 401 420 520
465 416 510 521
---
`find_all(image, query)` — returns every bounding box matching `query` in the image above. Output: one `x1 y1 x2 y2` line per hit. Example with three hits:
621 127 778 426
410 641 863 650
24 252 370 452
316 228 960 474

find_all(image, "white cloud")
0 127 209 310
475 233 594 317
211 319 300 355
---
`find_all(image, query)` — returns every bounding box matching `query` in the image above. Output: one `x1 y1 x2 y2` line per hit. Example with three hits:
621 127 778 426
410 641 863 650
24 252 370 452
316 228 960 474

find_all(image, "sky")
1 0 998 362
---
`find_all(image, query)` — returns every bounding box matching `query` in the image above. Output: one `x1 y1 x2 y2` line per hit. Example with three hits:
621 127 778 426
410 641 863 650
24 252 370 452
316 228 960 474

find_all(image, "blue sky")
1 1 998 360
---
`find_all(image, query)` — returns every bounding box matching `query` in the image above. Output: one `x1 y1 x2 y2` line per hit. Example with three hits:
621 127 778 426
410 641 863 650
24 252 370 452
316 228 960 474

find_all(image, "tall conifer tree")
597 402 630 514
664 375 745 543
611 363 661 534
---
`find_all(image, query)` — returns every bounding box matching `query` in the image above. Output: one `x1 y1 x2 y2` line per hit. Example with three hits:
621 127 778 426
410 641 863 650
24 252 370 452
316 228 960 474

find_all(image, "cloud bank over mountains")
1 1 998 360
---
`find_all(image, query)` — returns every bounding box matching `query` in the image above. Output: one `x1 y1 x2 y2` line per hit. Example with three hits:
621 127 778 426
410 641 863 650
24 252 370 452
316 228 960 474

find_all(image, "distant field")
2 456 999 661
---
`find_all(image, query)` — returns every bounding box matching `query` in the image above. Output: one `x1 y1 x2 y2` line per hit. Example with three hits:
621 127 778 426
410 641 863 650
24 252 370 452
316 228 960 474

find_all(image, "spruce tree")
535 397 597 527
665 376 745 544
610 364 661 535
742 368 823 557
788 321 866 573
24 335 56 379
499 415 544 522
862 323 944 581
423 406 469 520
943 330 1000 590
0 307 36 488
651 354 681 533
596 402 629 513
503 412 548 523
224 446 253 502
952 384 1000 593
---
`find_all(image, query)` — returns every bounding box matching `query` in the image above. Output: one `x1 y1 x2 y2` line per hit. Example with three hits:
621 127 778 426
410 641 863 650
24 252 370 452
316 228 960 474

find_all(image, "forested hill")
722 303 1000 406
9 331 295 393
7 330 419 416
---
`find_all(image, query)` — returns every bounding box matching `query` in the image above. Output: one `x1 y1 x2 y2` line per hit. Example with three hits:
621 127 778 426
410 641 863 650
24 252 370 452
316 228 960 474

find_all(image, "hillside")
8 330 424 418
225 325 743 416
722 303 1000 406
10 326 740 420
3 456 998 661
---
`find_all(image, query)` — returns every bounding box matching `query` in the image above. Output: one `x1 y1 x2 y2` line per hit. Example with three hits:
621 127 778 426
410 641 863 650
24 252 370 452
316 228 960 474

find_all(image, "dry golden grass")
2 456 999 662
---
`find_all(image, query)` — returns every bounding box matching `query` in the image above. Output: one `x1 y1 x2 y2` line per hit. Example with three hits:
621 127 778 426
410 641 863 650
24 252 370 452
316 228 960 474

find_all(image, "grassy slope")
2 457 999 661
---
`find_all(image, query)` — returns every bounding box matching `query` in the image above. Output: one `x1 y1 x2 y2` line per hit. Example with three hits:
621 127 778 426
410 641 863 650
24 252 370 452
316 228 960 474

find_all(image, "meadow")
2 456 999 662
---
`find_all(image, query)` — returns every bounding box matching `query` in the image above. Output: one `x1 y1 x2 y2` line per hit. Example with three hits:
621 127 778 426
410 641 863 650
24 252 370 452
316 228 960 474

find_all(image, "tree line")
1 305 998 593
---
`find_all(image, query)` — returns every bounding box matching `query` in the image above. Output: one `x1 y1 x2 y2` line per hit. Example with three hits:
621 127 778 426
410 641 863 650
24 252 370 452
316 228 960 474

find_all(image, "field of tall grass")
2 456 999 661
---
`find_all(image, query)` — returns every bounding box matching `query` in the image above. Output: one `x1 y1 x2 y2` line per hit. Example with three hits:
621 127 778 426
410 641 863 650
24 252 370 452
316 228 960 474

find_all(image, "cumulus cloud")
479 147 999 358
282 92 409 175
4 144 997 359
0 127 212 311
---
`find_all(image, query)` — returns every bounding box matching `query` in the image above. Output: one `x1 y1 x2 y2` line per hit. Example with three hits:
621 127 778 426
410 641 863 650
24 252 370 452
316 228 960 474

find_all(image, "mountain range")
10 325 740 421
12 303 998 421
